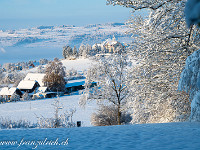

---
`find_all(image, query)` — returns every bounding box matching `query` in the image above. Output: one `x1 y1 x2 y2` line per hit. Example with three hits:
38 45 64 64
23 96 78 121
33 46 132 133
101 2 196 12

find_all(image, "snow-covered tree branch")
107 0 172 11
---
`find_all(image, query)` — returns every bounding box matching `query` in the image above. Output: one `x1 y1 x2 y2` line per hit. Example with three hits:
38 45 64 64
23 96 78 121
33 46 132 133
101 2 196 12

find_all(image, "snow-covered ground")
0 92 97 127
61 58 94 72
0 122 199 150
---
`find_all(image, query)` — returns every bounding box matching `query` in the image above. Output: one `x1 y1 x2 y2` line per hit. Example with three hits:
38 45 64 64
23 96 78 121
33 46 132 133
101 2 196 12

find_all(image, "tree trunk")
117 105 121 125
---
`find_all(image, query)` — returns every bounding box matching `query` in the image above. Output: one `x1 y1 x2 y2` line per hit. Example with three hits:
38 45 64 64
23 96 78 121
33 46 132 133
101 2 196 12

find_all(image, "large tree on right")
107 0 200 123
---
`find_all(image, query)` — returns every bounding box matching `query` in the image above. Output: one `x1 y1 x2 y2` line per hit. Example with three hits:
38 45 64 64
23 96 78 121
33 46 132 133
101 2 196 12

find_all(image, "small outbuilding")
32 87 58 99
65 79 85 93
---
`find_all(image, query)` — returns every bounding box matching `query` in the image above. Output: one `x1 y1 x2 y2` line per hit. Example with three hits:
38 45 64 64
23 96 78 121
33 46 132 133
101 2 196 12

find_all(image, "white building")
92 36 124 53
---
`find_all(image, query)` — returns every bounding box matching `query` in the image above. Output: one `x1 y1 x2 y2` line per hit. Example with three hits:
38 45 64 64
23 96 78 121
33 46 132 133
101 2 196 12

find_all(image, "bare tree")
52 96 63 128
43 58 66 92
80 54 132 125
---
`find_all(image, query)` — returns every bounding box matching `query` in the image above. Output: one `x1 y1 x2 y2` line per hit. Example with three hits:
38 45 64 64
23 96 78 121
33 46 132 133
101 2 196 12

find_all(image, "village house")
0 87 22 101
16 73 57 97
17 80 40 94
17 73 63 98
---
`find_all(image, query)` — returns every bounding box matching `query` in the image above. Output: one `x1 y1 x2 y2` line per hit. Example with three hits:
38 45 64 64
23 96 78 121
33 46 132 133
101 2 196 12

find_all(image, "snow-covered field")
0 122 199 150
0 92 97 127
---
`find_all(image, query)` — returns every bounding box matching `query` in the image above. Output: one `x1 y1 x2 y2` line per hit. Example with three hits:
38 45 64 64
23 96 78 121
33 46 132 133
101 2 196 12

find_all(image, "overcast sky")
0 0 132 29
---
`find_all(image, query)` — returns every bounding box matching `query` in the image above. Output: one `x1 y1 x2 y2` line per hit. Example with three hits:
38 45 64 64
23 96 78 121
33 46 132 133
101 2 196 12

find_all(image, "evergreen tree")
86 44 92 56
63 46 73 59
73 46 78 58
79 44 85 58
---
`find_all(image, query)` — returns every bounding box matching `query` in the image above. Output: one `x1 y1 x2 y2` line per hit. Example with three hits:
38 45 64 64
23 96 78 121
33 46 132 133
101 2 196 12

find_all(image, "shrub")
91 105 132 126
0 117 33 129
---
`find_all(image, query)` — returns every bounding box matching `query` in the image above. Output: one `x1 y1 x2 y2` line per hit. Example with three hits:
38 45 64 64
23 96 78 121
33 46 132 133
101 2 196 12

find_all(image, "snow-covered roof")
9 87 18 95
36 87 48 93
0 87 9 95
24 73 45 86
17 80 37 90
0 87 17 96
65 79 85 88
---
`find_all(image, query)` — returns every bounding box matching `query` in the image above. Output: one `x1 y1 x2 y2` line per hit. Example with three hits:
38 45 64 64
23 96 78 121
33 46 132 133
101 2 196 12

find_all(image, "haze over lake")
0 47 62 65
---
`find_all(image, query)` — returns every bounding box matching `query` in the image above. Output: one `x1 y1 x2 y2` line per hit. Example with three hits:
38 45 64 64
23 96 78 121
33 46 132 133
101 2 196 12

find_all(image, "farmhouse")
18 73 60 98
0 87 22 100
1 73 96 102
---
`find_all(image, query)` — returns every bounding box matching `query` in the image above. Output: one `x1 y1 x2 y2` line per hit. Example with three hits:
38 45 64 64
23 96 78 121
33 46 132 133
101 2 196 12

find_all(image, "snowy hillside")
0 23 132 48
20 58 93 75
0 92 97 127
0 122 200 149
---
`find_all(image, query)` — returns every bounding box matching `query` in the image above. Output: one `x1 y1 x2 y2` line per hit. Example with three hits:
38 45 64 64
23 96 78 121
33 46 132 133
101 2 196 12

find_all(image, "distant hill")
0 23 132 48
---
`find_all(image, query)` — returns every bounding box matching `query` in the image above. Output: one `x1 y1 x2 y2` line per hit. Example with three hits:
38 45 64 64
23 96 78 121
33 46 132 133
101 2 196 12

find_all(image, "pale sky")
0 0 132 29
